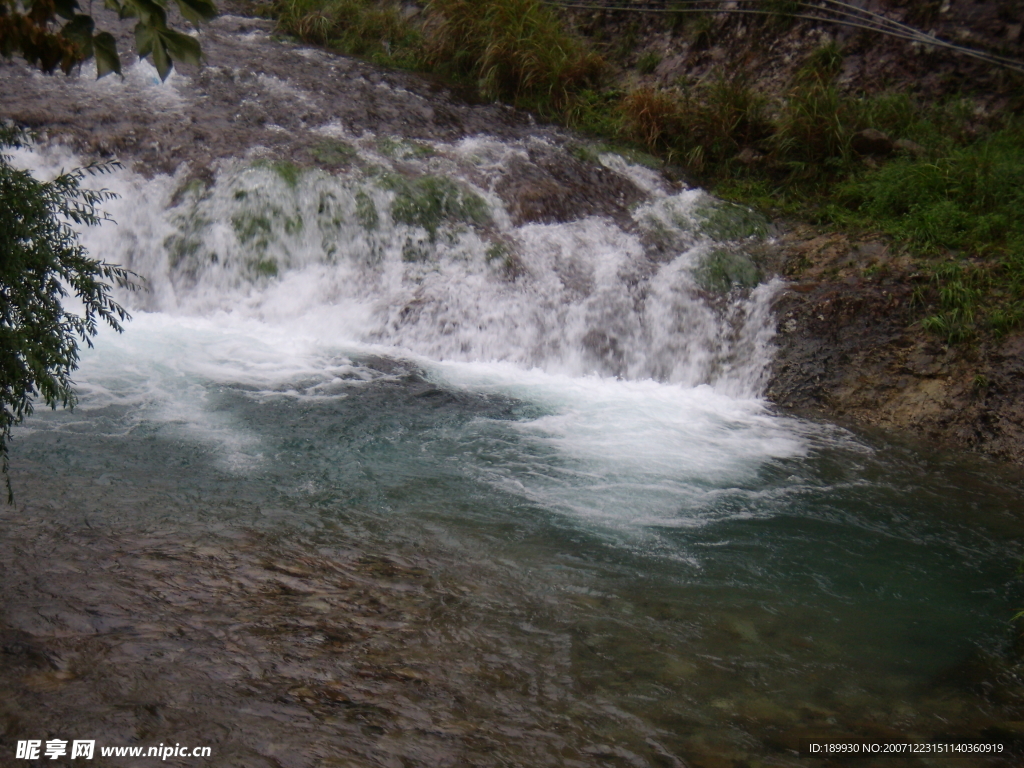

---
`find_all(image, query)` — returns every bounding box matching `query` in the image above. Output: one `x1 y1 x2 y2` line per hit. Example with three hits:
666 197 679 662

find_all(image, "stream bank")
766 226 1024 467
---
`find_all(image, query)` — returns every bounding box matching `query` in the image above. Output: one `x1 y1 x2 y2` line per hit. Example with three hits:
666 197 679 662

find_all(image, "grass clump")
619 74 771 174
636 50 661 75
420 0 604 113
272 0 422 67
311 139 358 166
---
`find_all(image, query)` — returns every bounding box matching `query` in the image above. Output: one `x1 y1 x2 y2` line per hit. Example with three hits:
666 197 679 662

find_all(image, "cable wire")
541 0 1024 73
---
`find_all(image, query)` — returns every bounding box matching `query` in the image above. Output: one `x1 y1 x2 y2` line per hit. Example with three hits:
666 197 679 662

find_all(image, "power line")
541 0 1024 73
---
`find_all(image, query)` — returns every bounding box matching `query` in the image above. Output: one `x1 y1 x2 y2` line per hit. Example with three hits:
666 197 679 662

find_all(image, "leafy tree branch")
0 0 217 80
1 127 138 502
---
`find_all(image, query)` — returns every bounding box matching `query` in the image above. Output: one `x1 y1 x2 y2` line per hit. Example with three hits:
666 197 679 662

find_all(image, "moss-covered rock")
694 247 761 292
382 174 490 240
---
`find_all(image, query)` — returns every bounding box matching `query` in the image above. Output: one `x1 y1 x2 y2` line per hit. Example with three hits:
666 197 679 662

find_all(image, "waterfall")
15 129 780 398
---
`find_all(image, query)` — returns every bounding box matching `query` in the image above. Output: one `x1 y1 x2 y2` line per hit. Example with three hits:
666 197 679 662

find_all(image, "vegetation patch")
355 189 380 230
635 50 661 75
420 0 605 113
694 201 769 242
250 257 280 277
165 202 213 275
250 159 304 188
232 212 274 245
270 0 423 67
376 136 435 160
164 233 205 270
311 139 358 166
382 173 490 239
264 1 1024 343
694 248 762 293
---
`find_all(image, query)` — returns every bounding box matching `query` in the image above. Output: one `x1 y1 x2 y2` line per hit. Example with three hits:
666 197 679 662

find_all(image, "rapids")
2 9 1024 768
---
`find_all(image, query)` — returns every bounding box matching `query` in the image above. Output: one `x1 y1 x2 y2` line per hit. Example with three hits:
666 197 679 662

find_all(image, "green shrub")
0 129 136 501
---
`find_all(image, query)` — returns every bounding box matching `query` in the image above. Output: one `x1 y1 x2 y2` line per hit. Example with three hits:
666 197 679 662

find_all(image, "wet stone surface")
0 4 536 176
0 465 679 768
3 448 1024 768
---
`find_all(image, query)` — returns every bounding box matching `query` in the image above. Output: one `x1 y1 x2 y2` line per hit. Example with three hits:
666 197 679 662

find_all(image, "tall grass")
271 0 422 67
420 0 604 112
618 74 771 173
273 0 604 113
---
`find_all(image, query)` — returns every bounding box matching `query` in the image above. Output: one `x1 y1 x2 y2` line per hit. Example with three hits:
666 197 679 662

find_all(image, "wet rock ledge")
765 225 1024 466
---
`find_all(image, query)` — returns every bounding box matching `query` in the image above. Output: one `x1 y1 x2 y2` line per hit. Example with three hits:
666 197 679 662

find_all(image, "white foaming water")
10 139 825 528
430 360 807 530
22 139 779 387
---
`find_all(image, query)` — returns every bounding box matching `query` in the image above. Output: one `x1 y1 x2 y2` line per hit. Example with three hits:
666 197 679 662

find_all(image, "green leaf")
61 14 95 59
173 0 217 25
135 21 154 58
93 32 121 78
151 34 171 80
159 27 200 67
125 0 167 28
53 0 81 21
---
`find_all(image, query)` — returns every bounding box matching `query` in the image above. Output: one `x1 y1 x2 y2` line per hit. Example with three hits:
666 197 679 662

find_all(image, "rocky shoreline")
763 224 1024 468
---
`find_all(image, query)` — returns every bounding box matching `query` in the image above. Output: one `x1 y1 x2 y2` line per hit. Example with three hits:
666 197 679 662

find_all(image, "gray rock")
734 146 765 165
851 128 894 157
893 138 927 157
